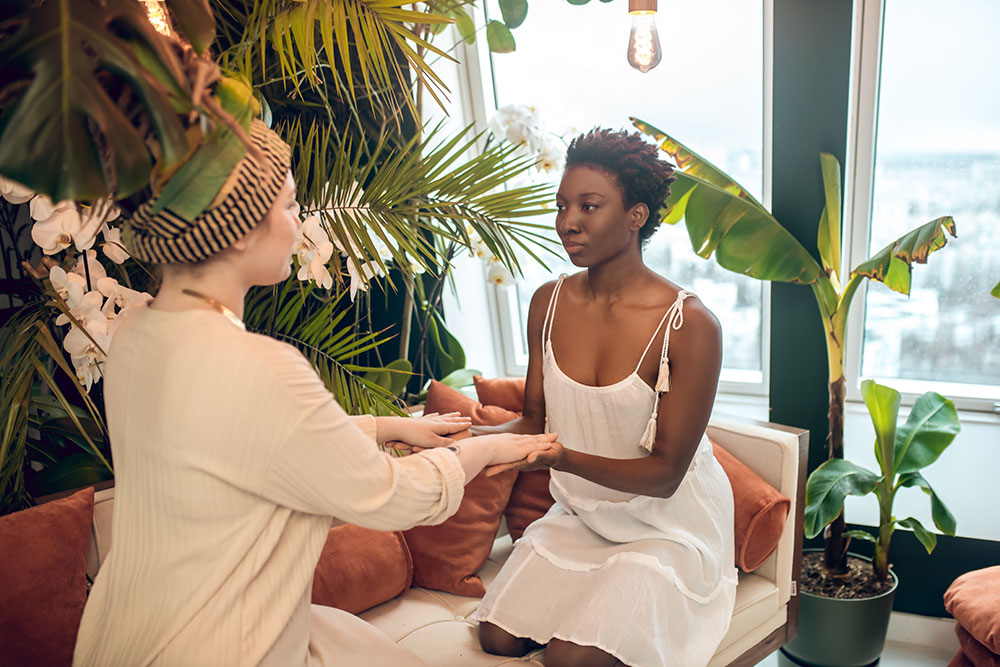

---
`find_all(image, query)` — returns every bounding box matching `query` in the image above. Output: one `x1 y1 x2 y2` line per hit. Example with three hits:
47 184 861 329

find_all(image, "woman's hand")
484 439 565 477
377 412 472 449
470 432 561 468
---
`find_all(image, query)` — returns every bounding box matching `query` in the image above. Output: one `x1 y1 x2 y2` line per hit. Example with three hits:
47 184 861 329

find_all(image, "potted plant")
790 379 960 665
628 118 958 665
0 0 552 513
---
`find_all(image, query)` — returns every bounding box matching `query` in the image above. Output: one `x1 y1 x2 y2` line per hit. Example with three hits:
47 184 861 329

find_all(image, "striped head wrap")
123 119 291 263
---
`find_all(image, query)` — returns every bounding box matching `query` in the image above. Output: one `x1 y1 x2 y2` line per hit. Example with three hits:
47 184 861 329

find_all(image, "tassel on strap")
639 409 658 453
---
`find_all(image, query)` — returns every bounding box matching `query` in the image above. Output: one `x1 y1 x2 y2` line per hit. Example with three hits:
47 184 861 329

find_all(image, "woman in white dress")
471 128 738 667
73 120 558 667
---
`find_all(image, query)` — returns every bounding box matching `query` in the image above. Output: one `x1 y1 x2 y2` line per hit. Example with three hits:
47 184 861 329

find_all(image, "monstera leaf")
164 0 216 55
0 0 191 201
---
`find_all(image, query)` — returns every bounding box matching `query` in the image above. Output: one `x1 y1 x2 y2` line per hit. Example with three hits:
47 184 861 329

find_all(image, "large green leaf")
991 280 1000 298
631 117 764 209
0 0 190 201
852 217 957 295
486 20 516 52
893 391 960 475
675 172 822 285
861 379 900 475
804 458 880 539
148 76 254 220
499 0 529 29
817 152 842 284
898 472 957 535
164 0 216 54
896 516 937 554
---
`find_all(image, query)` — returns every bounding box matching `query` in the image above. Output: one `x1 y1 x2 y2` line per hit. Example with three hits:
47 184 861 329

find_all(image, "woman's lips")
563 241 585 253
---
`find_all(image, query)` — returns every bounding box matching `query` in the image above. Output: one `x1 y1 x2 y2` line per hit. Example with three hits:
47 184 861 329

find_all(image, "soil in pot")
800 552 894 599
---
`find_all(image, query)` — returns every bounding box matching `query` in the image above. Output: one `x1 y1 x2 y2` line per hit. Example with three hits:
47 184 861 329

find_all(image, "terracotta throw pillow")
945 565 1000 655
953 624 1000 667
403 381 519 597
473 376 555 541
473 375 527 414
0 487 95 667
710 440 791 572
312 523 412 614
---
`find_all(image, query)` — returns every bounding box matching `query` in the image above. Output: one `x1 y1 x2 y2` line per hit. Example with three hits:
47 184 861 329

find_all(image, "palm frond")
243 279 404 416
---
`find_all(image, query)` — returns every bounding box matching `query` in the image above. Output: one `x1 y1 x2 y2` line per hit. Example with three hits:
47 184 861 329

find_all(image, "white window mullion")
842 0 885 405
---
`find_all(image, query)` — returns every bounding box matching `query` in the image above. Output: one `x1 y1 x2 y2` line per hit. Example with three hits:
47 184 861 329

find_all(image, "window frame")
843 0 1000 414
453 0 774 398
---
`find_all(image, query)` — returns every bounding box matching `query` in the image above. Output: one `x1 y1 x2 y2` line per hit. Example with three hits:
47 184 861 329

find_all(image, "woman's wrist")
373 416 404 444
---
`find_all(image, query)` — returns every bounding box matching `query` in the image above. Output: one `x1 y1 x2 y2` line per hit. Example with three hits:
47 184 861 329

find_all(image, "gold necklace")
181 289 245 330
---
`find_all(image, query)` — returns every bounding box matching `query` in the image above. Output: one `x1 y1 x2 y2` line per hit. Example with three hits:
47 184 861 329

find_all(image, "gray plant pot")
779 551 898 667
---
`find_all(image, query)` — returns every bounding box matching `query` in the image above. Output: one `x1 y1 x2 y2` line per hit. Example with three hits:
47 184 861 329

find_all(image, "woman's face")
243 171 301 286
554 165 646 267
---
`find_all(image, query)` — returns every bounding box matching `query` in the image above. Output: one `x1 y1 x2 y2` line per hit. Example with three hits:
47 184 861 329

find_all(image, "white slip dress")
471 275 738 667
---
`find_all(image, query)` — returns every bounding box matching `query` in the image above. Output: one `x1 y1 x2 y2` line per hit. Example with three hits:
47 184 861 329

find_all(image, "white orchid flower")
101 225 130 264
29 194 73 222
535 135 566 174
490 104 542 153
74 200 117 252
486 256 516 287
55 289 104 327
71 249 108 284
31 206 82 255
63 315 111 391
49 265 88 308
294 215 335 289
0 176 33 204
96 277 152 335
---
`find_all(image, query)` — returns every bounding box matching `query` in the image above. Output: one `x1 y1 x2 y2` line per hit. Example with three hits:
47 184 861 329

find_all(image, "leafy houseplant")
804 380 960 582
0 0 554 514
631 118 956 577
628 118 962 665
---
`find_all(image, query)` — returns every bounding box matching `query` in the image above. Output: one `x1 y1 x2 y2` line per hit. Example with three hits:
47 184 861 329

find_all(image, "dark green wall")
769 0 853 475
769 0 1000 618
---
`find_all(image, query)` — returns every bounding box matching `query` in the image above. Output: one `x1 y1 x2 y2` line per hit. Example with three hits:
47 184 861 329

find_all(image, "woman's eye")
555 203 565 211
582 203 598 211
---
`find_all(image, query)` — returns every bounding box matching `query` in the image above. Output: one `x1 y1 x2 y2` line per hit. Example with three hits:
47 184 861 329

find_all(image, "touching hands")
477 433 564 476
379 412 472 450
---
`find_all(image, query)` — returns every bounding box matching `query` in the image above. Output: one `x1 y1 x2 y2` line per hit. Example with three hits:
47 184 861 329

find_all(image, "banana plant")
632 117 957 575
804 380 959 581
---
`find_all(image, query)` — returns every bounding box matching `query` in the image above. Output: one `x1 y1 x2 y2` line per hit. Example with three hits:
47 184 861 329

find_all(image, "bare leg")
478 622 542 657
544 638 626 667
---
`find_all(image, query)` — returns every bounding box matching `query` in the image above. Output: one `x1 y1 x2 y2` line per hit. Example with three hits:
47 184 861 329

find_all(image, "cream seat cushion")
360 534 781 666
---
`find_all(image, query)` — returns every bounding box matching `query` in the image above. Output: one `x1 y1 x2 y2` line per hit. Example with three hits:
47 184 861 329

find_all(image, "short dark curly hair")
564 128 676 246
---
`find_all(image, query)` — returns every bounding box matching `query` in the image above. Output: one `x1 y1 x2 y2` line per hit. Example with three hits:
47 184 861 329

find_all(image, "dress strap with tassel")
542 274 568 434
638 290 694 452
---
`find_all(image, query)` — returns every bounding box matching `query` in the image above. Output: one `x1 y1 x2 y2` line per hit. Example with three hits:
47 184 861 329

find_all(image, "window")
477 0 768 390
848 0 1000 409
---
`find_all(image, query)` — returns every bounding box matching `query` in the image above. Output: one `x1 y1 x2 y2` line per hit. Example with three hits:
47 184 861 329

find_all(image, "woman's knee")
478 622 533 657
544 638 622 667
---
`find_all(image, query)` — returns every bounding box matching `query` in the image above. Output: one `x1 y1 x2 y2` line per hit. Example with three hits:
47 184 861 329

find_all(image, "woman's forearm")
555 449 683 498
470 414 545 436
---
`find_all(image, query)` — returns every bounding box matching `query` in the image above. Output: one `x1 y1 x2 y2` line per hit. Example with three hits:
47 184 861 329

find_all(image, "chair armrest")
706 415 808 611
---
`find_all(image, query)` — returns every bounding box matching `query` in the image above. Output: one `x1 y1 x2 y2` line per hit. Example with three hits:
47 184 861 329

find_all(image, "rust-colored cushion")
0 487 94 667
473 376 554 541
312 523 412 614
953 623 1000 667
945 565 1000 655
473 375 526 414
711 440 791 572
403 381 519 597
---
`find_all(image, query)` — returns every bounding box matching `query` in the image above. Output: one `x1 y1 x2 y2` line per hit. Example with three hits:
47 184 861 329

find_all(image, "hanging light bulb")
139 1 173 37
626 0 662 73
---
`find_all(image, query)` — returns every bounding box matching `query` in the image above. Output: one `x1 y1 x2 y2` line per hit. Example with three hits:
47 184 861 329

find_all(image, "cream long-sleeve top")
73 307 465 667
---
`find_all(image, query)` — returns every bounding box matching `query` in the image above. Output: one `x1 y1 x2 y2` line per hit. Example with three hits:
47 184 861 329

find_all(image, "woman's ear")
630 203 650 231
